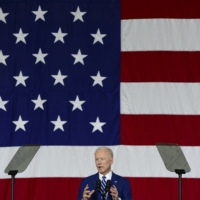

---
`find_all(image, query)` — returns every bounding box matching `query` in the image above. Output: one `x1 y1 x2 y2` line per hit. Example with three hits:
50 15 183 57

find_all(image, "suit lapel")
107 172 117 200
111 172 117 185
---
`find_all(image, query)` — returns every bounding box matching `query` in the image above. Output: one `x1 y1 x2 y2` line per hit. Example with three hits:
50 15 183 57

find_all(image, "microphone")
105 180 111 193
96 179 101 192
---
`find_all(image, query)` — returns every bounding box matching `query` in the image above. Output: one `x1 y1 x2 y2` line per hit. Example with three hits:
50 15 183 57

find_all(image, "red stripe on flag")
121 52 200 82
121 115 200 145
128 177 200 200
121 0 200 19
0 178 200 200
0 178 82 200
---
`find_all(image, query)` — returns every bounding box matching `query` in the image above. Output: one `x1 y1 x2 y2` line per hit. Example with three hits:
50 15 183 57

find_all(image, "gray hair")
95 146 113 158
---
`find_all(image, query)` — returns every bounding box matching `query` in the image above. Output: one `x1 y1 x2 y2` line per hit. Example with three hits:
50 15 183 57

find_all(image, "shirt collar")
99 171 112 180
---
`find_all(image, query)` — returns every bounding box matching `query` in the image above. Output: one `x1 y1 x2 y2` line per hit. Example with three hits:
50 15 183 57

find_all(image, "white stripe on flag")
121 83 200 114
0 145 199 178
121 19 200 51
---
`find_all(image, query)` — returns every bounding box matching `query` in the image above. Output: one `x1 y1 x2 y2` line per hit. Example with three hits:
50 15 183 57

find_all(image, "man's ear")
110 158 114 164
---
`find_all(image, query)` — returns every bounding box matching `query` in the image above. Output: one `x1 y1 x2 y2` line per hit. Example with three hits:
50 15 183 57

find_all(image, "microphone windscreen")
96 179 101 192
105 180 111 192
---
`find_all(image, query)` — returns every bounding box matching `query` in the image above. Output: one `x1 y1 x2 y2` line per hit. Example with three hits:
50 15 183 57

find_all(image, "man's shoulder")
112 172 130 183
112 172 125 179
80 172 99 188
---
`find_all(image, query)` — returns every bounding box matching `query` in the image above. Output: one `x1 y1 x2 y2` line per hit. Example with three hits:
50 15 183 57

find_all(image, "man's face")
95 149 113 175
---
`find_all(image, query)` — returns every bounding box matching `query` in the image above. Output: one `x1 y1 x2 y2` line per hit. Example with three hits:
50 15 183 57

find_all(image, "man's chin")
98 169 104 173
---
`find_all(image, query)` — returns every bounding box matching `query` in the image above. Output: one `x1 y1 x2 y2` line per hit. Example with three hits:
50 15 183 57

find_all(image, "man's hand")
82 184 95 200
110 185 119 200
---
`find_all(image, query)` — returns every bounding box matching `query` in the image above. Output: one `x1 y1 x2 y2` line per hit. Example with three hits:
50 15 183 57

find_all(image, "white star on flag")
69 96 86 111
13 28 29 44
31 94 47 110
0 7 9 23
32 5 48 21
70 6 86 22
0 50 9 66
0 96 8 111
33 48 48 64
91 29 107 44
13 71 29 86
71 49 87 65
12 115 29 131
91 71 107 87
51 70 68 85
52 27 68 43
51 115 67 131
90 117 106 133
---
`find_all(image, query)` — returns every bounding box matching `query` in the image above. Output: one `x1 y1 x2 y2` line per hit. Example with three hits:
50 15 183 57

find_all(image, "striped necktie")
101 176 107 195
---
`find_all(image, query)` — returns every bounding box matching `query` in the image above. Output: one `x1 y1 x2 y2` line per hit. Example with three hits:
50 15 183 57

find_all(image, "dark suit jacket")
77 172 133 200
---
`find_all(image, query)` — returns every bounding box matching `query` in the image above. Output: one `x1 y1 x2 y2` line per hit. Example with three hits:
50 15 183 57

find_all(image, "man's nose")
98 160 102 164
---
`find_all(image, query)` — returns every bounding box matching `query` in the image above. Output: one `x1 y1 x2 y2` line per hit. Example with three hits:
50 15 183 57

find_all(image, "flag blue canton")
0 0 120 146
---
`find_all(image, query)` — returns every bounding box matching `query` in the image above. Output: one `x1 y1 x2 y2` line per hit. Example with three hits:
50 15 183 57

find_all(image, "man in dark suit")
77 147 133 200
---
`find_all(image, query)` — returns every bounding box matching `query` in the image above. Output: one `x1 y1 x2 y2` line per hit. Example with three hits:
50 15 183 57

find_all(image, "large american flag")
0 0 200 199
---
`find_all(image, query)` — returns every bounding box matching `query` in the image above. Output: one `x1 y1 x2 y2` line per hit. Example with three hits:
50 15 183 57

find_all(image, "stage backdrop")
0 0 200 199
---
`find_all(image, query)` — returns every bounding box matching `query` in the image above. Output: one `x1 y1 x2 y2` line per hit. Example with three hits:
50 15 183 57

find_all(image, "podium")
5 145 40 200
156 143 191 200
